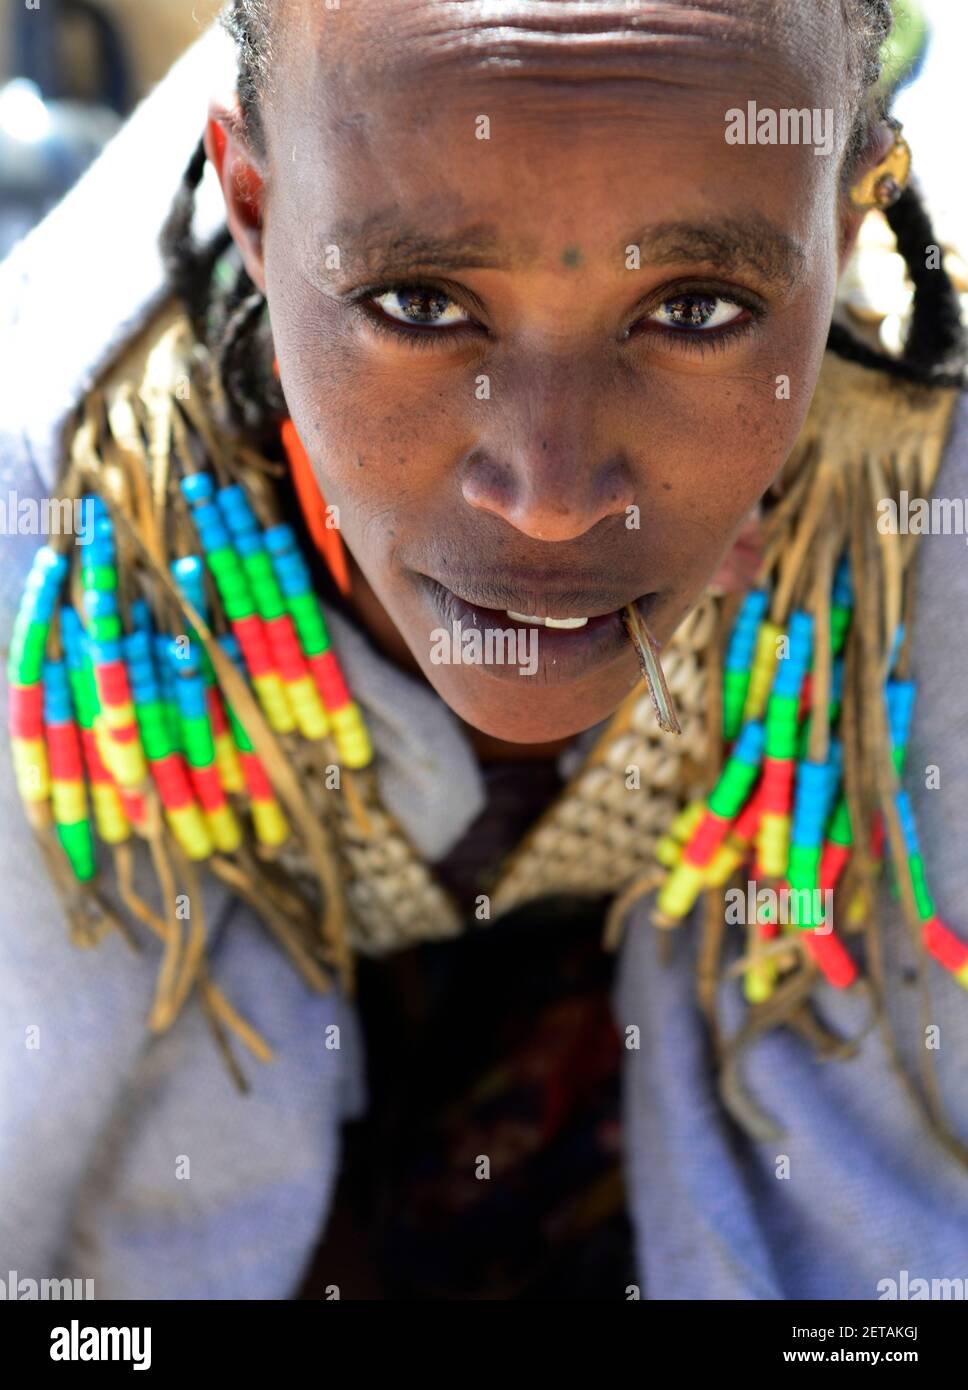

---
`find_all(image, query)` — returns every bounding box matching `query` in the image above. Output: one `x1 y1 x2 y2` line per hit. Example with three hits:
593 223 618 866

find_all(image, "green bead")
827 797 852 846
227 707 253 753
10 621 49 684
224 596 256 621
206 546 238 572
137 702 173 761
58 820 96 881
831 605 851 655
81 564 117 591
766 694 800 759
709 759 757 819
163 701 183 751
294 622 328 656
722 670 749 740
181 715 215 766
241 550 275 585
251 585 286 620
89 614 122 642
67 671 98 729
787 844 820 888
909 852 935 921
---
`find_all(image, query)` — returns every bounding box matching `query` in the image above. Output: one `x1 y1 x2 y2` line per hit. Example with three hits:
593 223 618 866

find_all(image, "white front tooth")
506 610 545 623
544 616 589 629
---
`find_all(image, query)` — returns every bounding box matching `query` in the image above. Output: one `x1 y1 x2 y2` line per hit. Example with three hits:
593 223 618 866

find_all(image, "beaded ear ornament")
607 343 968 1152
7 314 376 1078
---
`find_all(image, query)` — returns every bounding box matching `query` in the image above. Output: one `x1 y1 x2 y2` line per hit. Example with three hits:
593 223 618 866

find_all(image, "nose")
459 357 636 543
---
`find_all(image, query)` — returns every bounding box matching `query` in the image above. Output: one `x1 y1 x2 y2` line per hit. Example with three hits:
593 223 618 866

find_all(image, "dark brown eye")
649 294 745 331
371 286 470 328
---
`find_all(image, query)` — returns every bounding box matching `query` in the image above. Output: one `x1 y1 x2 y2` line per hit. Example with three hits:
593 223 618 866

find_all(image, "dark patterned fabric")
296 762 636 1300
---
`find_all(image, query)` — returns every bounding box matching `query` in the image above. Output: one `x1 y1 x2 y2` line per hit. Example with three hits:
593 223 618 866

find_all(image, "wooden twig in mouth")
622 603 682 736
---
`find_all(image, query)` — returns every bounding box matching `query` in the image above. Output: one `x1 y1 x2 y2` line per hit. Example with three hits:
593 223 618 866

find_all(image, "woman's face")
216 0 866 744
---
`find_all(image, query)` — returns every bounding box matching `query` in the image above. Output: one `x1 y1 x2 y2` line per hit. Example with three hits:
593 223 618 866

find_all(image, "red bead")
819 841 850 893
45 722 84 780
232 615 274 676
96 660 130 706
760 757 794 813
191 763 226 812
151 752 195 810
309 651 349 710
733 783 766 842
8 683 43 738
264 615 305 681
81 729 111 783
206 687 228 735
240 752 273 802
923 916 968 973
804 929 857 988
684 810 730 867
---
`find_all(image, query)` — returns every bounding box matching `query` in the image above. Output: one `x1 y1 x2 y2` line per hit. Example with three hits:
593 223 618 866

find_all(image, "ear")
837 118 896 271
204 102 267 293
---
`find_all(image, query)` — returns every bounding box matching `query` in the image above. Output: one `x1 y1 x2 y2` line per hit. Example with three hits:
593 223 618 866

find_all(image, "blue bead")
733 720 765 766
234 531 262 556
61 608 84 667
129 599 152 632
263 524 295 555
832 555 852 607
181 473 215 503
88 639 122 665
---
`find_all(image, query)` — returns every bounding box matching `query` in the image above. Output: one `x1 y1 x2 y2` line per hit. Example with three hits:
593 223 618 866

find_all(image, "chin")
416 657 641 745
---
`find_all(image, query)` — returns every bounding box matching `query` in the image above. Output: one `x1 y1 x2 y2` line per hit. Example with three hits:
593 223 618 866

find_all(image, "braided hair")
160 0 966 445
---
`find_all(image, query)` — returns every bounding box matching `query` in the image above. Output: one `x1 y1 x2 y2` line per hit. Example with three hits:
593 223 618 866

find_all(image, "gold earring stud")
850 117 912 211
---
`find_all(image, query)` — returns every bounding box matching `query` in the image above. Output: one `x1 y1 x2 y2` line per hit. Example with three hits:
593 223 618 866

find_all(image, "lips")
416 574 655 685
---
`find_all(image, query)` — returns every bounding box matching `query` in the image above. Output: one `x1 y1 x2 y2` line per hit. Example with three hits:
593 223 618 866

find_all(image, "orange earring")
273 359 352 598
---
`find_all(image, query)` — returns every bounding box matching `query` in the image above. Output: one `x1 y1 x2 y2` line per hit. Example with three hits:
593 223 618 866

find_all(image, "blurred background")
0 0 220 257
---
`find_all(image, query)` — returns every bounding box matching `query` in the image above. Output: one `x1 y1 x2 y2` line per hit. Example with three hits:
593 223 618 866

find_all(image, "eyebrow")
627 216 806 291
319 209 805 289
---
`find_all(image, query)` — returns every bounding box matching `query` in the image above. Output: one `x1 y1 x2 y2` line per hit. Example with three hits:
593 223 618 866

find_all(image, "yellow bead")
757 812 790 877
671 799 705 841
13 737 49 801
91 783 130 844
251 673 296 734
847 889 870 924
252 799 289 847
743 621 782 721
213 733 245 794
655 833 683 868
330 704 372 767
287 676 330 740
328 704 357 733
106 737 148 790
744 959 777 1003
657 860 706 920
51 780 87 824
338 730 373 769
100 699 137 730
954 959 968 992
166 803 213 860
705 842 743 887
205 803 243 853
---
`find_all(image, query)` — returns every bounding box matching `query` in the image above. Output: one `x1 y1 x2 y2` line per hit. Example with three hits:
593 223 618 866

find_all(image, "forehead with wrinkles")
261 0 854 140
